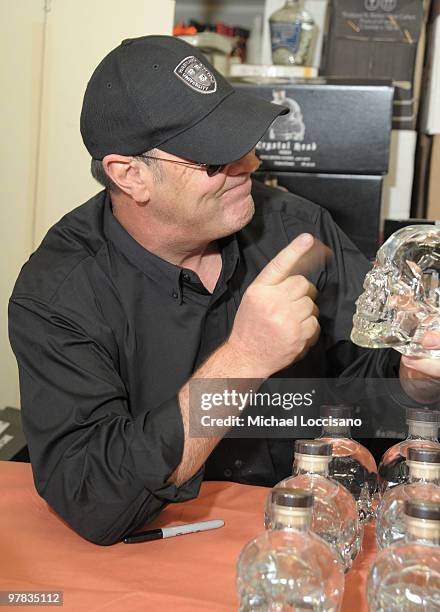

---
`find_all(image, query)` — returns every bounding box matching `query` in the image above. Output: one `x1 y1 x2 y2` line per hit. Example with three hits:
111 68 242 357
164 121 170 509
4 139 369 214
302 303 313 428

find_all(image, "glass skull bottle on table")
368 499 440 611
267 440 363 571
237 488 344 612
376 447 440 550
317 404 378 522
378 407 440 496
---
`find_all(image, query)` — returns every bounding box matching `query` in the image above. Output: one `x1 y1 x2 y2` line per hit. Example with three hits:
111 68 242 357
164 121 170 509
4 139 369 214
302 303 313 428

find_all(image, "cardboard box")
381 130 417 221
427 134 440 218
254 171 383 259
323 0 427 79
231 78 393 174
322 0 430 130
392 82 420 130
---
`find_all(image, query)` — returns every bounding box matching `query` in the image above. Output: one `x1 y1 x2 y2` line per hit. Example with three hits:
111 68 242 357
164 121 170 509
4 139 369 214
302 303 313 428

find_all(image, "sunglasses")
139 154 226 177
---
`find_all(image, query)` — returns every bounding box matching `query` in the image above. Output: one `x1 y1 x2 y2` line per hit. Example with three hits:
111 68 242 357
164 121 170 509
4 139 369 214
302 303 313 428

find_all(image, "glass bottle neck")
407 422 438 441
406 533 440 546
408 463 440 484
269 505 312 532
405 517 440 546
293 455 330 476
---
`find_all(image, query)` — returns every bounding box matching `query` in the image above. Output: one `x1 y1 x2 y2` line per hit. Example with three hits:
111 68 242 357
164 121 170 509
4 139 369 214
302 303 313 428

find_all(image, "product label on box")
257 139 319 170
256 90 319 170
231 81 393 174
334 0 424 42
270 22 302 52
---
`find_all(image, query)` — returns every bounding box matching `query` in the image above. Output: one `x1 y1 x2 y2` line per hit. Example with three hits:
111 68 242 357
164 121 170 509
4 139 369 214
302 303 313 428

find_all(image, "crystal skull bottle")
378 407 440 496
237 488 344 611
368 499 440 611
269 0 316 66
376 447 440 550
317 404 378 522
268 440 363 571
351 224 440 358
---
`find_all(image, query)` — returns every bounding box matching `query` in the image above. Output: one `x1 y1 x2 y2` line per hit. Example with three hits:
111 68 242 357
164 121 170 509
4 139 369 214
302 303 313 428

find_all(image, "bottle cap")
320 404 352 418
294 440 332 456
406 408 439 424
408 447 440 463
404 499 440 521
271 487 314 508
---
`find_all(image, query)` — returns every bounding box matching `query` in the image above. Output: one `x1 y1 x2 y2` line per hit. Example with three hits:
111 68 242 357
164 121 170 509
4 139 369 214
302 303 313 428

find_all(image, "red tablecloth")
0 461 376 611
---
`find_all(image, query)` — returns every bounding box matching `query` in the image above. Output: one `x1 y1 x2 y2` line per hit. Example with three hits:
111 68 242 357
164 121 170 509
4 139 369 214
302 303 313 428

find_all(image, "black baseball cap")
80 35 288 164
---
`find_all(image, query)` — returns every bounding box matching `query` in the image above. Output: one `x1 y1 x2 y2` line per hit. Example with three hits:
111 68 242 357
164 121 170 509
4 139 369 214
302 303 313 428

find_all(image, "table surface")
0 461 376 611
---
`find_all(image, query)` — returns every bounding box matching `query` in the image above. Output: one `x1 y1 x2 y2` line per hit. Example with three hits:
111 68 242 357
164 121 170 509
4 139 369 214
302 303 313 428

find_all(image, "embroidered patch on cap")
174 56 217 94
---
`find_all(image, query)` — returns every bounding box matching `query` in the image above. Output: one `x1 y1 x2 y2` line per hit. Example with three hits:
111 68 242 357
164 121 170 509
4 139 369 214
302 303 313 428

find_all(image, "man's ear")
103 154 151 203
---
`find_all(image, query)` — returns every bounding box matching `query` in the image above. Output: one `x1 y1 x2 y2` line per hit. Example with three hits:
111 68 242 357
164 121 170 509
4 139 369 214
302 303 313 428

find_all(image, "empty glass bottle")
237 488 344 611
376 447 440 550
268 440 362 571
378 407 440 496
368 499 440 610
317 404 378 522
269 0 316 66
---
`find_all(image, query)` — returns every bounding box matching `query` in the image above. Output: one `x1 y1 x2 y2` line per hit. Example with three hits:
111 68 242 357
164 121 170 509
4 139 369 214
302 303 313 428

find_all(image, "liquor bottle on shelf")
376 447 440 550
269 0 315 66
267 440 362 571
237 488 344 611
368 499 440 610
378 407 440 496
317 404 378 522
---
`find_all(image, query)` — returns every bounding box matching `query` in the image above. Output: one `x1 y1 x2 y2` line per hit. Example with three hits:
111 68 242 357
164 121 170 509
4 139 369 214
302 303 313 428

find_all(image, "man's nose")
226 149 261 176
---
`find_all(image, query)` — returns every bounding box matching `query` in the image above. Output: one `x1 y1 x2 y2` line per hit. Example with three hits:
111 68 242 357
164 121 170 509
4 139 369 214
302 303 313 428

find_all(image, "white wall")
0 1 45 408
381 130 417 222
34 0 176 246
1 0 175 408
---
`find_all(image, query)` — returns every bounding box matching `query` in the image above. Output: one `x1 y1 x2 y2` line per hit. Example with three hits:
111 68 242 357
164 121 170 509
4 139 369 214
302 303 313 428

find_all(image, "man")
9 35 440 545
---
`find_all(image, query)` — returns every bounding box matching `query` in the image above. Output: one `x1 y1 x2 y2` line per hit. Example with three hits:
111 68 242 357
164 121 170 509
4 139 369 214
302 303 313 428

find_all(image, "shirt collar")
218 233 240 285
103 192 240 299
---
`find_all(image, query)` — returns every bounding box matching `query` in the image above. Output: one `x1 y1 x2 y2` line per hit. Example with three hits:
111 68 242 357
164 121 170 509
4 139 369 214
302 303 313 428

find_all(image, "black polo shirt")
9 180 401 545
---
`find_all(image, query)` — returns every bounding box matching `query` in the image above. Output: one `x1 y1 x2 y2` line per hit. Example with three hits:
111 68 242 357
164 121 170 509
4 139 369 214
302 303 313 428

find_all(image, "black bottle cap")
406 408 440 424
320 404 352 418
294 440 332 456
408 447 440 463
271 487 314 508
404 499 440 521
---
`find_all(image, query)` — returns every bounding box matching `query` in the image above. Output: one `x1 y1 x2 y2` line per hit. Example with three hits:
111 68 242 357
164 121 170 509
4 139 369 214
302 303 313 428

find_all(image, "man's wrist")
221 337 271 380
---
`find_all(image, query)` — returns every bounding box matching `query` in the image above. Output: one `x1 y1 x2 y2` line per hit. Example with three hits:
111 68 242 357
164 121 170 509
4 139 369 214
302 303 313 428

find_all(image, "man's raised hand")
227 233 321 378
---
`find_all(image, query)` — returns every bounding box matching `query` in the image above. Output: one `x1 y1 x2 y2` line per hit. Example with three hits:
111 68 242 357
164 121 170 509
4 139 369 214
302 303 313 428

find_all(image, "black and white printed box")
231 77 394 174
254 172 383 260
